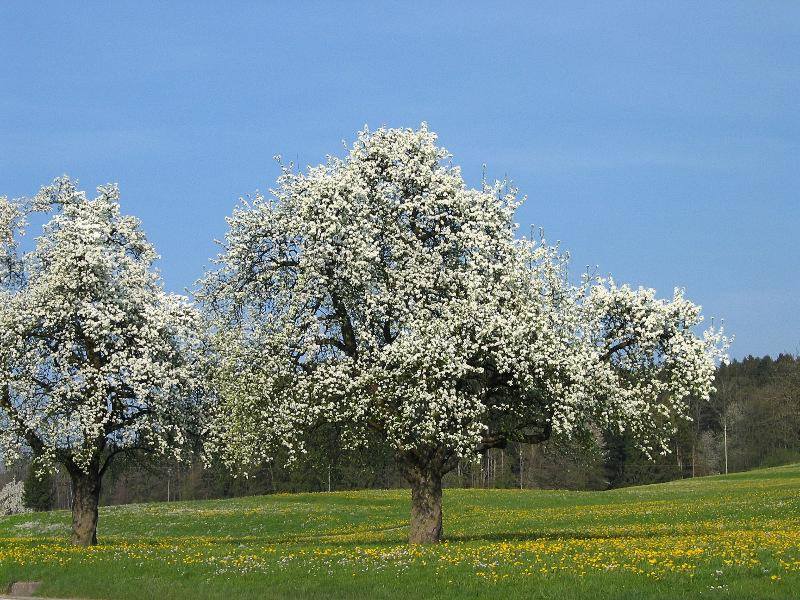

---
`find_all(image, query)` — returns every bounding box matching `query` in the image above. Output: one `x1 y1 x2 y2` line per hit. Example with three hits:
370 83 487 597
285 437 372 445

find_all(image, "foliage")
23 465 54 512
603 353 800 486
714 354 800 470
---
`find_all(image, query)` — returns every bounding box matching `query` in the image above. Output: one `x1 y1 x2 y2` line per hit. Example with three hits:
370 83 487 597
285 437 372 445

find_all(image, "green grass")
1 465 799 599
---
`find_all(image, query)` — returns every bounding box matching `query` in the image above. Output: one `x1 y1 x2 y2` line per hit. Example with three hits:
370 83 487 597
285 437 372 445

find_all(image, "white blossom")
202 125 730 474
0 178 207 476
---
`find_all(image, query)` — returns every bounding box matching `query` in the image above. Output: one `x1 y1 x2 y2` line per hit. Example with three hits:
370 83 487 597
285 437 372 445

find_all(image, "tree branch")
601 338 635 362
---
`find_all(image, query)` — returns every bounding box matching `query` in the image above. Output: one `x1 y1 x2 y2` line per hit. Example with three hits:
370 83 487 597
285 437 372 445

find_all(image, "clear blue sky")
1 2 798 359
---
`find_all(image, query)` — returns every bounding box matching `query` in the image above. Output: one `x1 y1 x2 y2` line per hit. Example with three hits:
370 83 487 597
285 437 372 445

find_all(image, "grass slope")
0 465 798 599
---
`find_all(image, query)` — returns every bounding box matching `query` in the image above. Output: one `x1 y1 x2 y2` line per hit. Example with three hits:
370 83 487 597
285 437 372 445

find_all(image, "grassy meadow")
0 464 798 599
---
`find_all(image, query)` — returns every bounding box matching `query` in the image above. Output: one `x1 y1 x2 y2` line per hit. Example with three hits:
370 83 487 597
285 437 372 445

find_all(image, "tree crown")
202 125 729 472
0 178 206 474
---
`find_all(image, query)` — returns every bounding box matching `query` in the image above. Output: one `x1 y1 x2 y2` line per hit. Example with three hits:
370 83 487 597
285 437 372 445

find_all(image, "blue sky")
1 2 798 359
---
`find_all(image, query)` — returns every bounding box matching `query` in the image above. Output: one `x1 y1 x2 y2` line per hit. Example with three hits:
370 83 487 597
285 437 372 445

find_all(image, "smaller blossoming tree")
0 178 206 545
0 480 28 516
203 125 728 543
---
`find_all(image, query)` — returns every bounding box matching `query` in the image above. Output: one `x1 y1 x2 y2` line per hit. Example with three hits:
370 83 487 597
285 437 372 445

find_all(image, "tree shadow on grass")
15 523 677 550
134 525 671 548
443 528 673 544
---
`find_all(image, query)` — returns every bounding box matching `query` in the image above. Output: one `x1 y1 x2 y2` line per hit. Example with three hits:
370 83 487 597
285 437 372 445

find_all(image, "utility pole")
716 377 731 476
723 416 728 475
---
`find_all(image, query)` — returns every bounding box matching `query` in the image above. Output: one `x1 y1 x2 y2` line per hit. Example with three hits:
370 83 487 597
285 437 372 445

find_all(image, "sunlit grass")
1 464 798 599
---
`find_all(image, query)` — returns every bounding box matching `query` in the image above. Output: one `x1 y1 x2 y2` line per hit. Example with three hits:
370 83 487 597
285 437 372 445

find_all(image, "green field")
1 465 798 599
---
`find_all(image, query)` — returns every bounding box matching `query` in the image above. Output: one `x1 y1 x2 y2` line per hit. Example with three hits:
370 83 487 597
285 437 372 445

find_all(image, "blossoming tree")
203 125 728 544
0 178 205 545
0 480 27 516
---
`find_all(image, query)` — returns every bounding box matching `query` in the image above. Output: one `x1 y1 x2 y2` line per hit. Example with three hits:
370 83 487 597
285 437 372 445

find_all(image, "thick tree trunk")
70 470 101 546
406 466 443 544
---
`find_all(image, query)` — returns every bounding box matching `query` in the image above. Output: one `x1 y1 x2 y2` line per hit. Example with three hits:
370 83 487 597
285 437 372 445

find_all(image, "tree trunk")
70 470 101 546
406 466 443 544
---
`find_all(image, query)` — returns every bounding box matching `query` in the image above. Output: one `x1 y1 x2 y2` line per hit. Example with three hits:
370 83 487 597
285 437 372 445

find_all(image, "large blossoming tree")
0 178 206 545
203 125 727 544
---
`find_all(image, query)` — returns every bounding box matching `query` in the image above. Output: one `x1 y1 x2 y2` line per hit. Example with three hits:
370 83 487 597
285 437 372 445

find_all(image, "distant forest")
5 354 799 511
